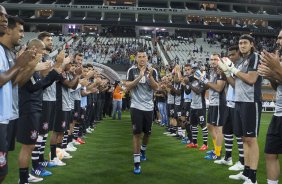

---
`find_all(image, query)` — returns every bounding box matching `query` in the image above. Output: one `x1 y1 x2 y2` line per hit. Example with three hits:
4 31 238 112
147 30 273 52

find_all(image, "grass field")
4 112 282 184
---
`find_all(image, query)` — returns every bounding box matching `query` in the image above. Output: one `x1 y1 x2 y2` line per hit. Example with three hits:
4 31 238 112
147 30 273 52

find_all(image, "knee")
22 144 36 152
243 137 257 145
265 153 278 161
143 133 151 138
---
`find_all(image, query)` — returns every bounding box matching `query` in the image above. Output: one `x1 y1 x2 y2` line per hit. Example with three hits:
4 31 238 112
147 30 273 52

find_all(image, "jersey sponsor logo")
43 122 48 130
0 152 7 168
62 121 66 128
30 130 38 140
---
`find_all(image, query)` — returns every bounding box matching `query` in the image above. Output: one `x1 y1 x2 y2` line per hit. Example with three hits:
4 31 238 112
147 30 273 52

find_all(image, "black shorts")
234 102 262 138
0 124 8 177
54 111 70 133
73 100 81 121
41 101 56 134
190 108 206 126
181 102 191 118
207 106 223 126
7 119 17 151
222 106 235 135
174 105 182 119
130 108 153 135
265 115 282 154
17 112 41 145
167 104 174 118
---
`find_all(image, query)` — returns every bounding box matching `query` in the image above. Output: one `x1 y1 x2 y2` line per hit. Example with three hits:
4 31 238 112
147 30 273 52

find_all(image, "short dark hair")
86 63 93 68
38 31 52 41
137 48 146 53
228 45 239 52
74 52 83 58
8 16 24 29
184 64 191 68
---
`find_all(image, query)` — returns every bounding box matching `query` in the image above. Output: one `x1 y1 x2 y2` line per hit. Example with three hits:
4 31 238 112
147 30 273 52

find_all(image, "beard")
45 46 52 52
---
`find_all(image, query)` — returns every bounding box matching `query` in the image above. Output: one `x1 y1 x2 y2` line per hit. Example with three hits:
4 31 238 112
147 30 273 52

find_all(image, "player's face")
276 31 282 50
10 23 24 47
239 39 253 55
184 66 192 76
0 6 8 34
136 52 148 67
228 50 240 63
210 55 219 68
75 55 83 66
42 36 53 52
37 42 46 55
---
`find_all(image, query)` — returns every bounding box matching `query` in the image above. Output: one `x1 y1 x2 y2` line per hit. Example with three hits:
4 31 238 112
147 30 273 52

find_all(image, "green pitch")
4 112 282 184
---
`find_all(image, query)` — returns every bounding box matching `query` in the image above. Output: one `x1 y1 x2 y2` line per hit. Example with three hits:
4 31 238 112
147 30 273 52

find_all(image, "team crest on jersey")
243 60 249 67
62 121 66 128
30 130 38 140
0 152 7 168
192 81 198 87
74 112 78 117
43 122 48 130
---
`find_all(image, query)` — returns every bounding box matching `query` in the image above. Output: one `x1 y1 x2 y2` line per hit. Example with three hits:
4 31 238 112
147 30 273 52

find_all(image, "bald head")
27 38 46 54
0 5 8 34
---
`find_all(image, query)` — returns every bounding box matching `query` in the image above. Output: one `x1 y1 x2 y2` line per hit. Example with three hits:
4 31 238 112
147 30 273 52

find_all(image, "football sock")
32 136 42 169
192 126 198 144
237 137 244 165
62 131 68 149
39 133 48 162
215 145 222 157
19 168 28 184
267 179 278 184
50 144 56 160
185 123 192 142
202 127 208 146
243 165 250 178
249 169 257 183
134 154 140 168
224 134 233 160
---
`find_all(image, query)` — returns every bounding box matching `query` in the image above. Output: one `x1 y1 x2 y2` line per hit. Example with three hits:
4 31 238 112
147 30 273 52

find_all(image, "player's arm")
231 54 260 85
205 79 226 93
81 89 90 96
62 75 79 90
225 76 235 88
148 69 158 91
125 66 145 91
1 50 36 87
269 79 278 90
26 69 60 92
189 82 204 95
234 71 258 85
